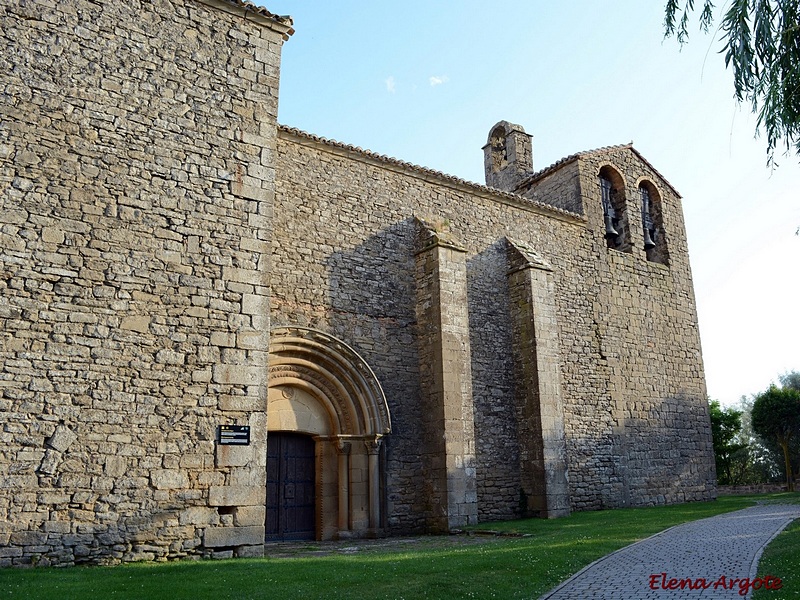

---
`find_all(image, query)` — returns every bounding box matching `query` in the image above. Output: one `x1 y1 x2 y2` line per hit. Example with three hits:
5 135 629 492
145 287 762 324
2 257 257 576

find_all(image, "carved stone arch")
269 327 391 437
267 370 342 435
267 327 391 541
597 162 627 188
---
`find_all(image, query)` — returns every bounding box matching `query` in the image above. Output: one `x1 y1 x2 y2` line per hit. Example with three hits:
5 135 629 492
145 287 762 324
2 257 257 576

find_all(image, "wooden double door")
266 432 316 541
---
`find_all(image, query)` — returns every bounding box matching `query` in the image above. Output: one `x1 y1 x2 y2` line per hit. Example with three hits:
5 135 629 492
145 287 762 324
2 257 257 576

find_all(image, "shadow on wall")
323 218 429 533
604 390 716 508
465 241 520 522
312 218 716 529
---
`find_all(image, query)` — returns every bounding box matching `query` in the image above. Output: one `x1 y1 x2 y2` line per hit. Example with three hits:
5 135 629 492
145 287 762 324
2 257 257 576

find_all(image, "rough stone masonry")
0 0 715 566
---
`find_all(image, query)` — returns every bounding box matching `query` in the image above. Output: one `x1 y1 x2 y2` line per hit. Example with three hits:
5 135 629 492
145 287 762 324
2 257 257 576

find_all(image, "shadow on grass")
1 493 797 600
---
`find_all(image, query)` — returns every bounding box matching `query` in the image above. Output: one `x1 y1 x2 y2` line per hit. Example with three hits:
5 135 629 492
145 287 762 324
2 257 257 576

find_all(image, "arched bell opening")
637 179 669 265
267 327 391 541
598 164 631 252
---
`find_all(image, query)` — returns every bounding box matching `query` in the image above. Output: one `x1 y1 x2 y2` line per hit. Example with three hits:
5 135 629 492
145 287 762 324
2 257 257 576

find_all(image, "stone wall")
0 0 289 566
717 485 787 496
273 128 590 528
1 0 716 566
525 147 716 508
273 128 716 528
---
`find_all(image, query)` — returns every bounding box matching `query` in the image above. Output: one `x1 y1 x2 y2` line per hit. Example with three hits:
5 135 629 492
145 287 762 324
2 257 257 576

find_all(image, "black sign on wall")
218 425 251 446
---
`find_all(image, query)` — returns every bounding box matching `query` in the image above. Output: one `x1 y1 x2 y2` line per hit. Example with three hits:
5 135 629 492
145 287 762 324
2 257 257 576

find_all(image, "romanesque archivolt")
267 327 391 540
268 326 391 438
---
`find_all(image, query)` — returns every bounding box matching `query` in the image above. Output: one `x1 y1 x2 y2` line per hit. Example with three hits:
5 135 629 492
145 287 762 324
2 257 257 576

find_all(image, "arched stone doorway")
267 327 391 540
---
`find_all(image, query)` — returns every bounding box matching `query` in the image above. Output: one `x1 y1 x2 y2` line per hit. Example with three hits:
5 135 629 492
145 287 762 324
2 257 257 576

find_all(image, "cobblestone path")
540 504 800 599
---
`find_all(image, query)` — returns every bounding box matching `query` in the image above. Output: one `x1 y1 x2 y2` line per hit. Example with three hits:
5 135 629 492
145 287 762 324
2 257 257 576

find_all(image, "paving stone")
540 504 800 599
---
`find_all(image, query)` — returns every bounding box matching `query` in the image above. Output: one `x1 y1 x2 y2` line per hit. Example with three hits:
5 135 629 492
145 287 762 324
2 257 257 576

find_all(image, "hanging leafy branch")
665 0 800 165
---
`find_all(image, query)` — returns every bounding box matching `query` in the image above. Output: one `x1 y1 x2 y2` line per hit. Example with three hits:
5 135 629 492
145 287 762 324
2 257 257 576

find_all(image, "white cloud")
385 76 396 93
429 75 449 87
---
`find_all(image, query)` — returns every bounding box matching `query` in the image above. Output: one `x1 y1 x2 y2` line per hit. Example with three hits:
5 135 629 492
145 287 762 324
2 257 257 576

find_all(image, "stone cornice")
505 237 554 274
413 218 467 256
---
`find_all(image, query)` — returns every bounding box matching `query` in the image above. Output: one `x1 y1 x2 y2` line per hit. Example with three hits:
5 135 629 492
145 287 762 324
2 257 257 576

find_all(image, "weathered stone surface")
215 445 254 468
151 470 189 490
208 486 265 507
235 544 265 558
37 450 62 475
212 365 264 386
0 0 285 566
204 526 265 548
233 506 266 527
46 426 77 453
0 0 714 569
120 316 151 333
179 507 220 527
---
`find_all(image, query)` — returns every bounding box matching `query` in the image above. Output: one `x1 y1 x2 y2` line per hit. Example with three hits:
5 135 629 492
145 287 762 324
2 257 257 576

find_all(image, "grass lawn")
752 513 800 599
1 493 797 600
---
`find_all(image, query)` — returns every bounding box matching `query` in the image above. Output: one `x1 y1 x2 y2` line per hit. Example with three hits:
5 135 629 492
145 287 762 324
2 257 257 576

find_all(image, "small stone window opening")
599 168 630 252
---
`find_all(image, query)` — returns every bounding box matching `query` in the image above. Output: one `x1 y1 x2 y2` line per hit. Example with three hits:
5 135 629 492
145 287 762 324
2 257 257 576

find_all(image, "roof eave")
196 0 294 39
278 125 586 225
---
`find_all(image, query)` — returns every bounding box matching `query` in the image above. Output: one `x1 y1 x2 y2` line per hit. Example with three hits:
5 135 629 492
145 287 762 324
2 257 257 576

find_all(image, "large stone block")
10 531 48 546
235 544 265 558
215 444 254 468
219 395 264 412
208 485 265 507
233 505 266 527
241 294 268 316
179 507 220 527
236 330 266 349
212 364 264 386
204 525 265 548
222 266 263 285
120 315 151 333
151 470 189 490
155 349 185 365
210 332 236 347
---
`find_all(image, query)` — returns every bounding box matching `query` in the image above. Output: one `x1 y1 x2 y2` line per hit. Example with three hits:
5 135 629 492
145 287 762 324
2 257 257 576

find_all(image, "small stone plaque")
218 425 251 446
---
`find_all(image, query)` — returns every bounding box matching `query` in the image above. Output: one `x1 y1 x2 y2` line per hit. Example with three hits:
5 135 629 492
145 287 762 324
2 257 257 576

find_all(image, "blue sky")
267 1 800 406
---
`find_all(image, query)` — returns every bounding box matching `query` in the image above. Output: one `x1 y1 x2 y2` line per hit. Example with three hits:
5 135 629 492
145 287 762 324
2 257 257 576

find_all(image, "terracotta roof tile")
206 0 294 35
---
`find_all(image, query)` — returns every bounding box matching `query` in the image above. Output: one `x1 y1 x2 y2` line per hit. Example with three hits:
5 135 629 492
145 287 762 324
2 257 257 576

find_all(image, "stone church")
0 0 716 565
